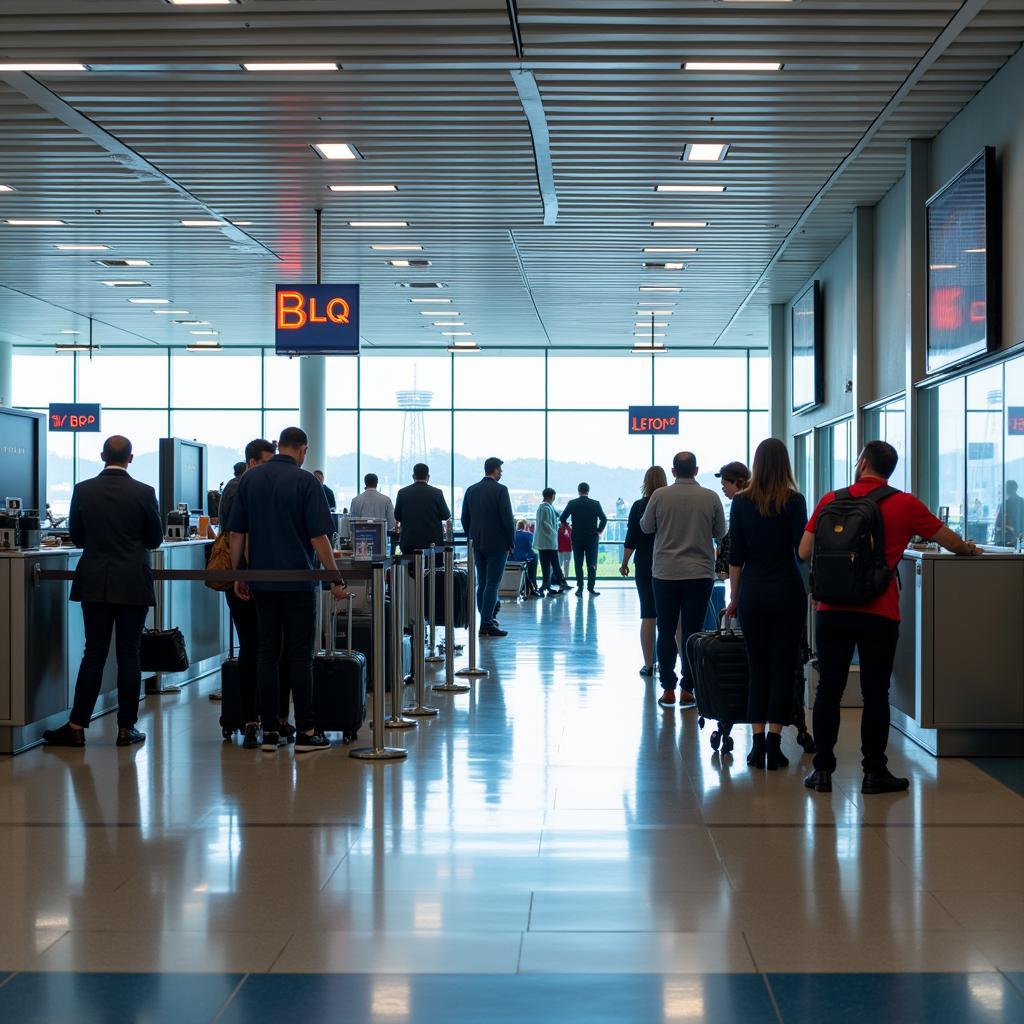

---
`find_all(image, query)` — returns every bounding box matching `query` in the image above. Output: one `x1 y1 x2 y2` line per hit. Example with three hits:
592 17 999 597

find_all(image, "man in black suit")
461 457 515 637
394 462 451 555
44 435 163 748
560 482 608 595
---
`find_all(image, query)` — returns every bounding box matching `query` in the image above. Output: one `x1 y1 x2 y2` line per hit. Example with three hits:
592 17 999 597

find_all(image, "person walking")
312 470 337 511
723 440 807 770
620 465 667 677
228 426 349 753
394 463 451 556
799 440 981 794
461 457 515 637
641 451 726 709
43 435 163 749
560 483 608 595
535 488 568 595
350 472 396 535
217 437 276 747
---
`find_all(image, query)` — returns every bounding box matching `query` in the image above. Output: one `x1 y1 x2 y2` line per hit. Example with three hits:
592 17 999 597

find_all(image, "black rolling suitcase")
430 567 470 628
219 621 243 740
338 599 412 692
685 614 750 754
313 594 366 743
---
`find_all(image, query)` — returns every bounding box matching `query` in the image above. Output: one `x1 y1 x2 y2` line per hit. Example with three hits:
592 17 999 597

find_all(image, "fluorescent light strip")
635 322 669 328
656 184 726 193
186 343 223 351
313 143 362 161
6 219 65 226
643 247 697 254
0 64 86 71
231 221 253 226
433 321 465 326
331 185 398 193
60 330 81 335
55 244 109 251
243 63 338 71
441 332 472 337
0 185 16 192
351 221 407 228
653 221 708 228
128 298 170 304
153 309 190 315
640 286 682 293
181 219 223 227
419 310 459 316
411 298 450 303
683 62 782 71
683 143 730 162
636 310 675 315
190 330 219 336
371 244 422 251
645 262 685 270
173 320 209 325
101 280 147 287
635 333 667 338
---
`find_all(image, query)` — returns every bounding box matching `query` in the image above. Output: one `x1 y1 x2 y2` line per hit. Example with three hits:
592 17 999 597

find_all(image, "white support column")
0 341 12 407
769 303 787 442
905 138 931 498
852 205 876 450
299 354 327 473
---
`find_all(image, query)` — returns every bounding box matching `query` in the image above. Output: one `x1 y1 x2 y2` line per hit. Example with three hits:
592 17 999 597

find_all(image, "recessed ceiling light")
101 279 148 287
128 298 171 304
186 342 224 351
60 330 81 335
0 185 16 192
682 143 730 162
683 62 782 71
153 309 190 315
929 263 958 271
656 184 726 193
6 218 66 226
351 221 408 228
313 143 363 161
370 244 422 251
190 330 219 336
433 321 465 326
95 258 151 267
330 184 398 193
0 64 87 71
56 343 98 352
180 219 223 227
441 332 472 337
419 310 459 316
54 244 109 251
634 332 667 338
173 320 209 325
643 247 698 254
645 262 685 270
631 342 667 354
389 258 431 267
636 309 675 315
231 221 253 226
447 342 480 353
411 298 451 303
652 221 708 228
165 0 239 5
635 322 669 328
639 286 683 293
396 281 446 288
243 63 339 72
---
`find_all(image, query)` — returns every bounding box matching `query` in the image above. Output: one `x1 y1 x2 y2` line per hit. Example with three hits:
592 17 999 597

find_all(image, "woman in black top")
620 465 668 676
725 438 807 770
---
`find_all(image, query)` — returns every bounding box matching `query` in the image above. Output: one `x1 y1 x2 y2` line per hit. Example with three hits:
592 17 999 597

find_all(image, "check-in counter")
0 539 228 754
892 548 1024 756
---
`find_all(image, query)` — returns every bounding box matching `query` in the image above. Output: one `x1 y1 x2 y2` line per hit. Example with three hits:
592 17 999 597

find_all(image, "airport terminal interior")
1 1 1024 1021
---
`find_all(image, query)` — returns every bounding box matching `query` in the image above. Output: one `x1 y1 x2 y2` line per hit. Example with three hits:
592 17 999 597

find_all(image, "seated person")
512 520 539 596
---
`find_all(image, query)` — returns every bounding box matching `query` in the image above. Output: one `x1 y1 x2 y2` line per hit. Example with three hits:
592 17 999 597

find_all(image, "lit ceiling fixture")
682 143 730 162
448 342 480 353
55 244 109 251
631 341 667 354
128 298 171 304
411 297 450 303
95 258 151 267
180 219 224 227
153 309 190 315
433 321 465 326
389 258 430 267
644 262 685 270
683 62 782 71
173 320 210 325
643 247 697 254
929 263 958 270
243 63 339 72
639 286 682 293
190 330 219 336
231 221 253 226
964 247 986 254
331 185 398 193
6 218 65 226
652 221 708 228
656 184 726 193
636 310 675 315
419 310 459 316
634 332 666 338
59 330 81 335
635 322 669 328
312 143 363 161
0 63 87 71
100 280 148 287
186 342 224 351
0 185 16 192
441 332 472 337
371 244 421 251
351 221 408 228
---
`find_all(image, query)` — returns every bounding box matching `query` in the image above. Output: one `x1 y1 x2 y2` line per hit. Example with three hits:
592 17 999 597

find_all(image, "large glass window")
819 418 854 494
75 411 167 490
361 409 452 500
965 366 1002 544
454 353 544 409
655 352 748 409
794 430 814 507
361 351 452 410
170 410 263 492
77 350 168 407
11 352 74 408
934 378 967 533
263 352 300 408
547 354 650 410
865 396 907 493
172 350 261 408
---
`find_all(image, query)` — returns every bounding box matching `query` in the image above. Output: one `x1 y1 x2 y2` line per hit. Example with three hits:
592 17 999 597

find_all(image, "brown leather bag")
205 531 233 592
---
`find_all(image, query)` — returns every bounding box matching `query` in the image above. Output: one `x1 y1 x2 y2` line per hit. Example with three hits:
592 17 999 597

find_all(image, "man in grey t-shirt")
350 473 396 534
641 451 725 708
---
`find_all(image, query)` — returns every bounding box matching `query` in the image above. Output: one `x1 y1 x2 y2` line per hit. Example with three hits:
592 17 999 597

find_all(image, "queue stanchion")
432 545 469 695
351 561 407 761
456 538 488 679
404 550 439 717
384 557 416 731
425 546 442 663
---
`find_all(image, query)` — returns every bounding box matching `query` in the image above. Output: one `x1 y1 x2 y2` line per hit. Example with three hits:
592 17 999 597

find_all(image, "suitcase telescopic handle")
344 592 354 656
718 608 736 634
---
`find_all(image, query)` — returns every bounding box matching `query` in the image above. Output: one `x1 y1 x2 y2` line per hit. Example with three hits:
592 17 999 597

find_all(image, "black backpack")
810 485 898 605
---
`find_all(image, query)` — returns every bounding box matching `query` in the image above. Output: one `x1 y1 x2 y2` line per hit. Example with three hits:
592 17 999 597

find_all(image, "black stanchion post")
425 546 442 663
432 545 469 695
456 538 488 679
384 557 416 731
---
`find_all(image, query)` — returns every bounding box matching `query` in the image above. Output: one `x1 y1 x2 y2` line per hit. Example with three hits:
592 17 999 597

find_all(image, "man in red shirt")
798 440 980 795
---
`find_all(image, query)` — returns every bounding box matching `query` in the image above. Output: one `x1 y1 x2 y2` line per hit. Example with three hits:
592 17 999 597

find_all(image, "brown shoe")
43 723 85 748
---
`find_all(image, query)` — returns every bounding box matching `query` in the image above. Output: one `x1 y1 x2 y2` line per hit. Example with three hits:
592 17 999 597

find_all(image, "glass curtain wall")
13 347 770 575
864 396 907 492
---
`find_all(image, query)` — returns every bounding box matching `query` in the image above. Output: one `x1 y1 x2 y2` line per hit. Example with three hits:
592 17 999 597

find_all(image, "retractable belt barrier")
432 545 469 695
456 538 488 679
404 548 439 718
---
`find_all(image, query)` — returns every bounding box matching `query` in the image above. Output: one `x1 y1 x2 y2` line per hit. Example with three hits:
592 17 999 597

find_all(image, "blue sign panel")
275 283 360 356
628 405 679 435
1009 407 1024 436
49 403 101 432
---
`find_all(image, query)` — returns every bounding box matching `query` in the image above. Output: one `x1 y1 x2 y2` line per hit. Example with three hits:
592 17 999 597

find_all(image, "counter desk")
892 548 1024 756
0 539 229 754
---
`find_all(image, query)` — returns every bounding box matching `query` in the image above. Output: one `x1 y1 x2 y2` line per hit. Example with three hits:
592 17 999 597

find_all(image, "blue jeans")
474 548 507 628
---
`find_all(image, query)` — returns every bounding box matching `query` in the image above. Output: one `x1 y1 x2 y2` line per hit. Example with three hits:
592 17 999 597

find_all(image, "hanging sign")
274 283 360 356
629 405 679 435
49 403 101 432
1008 407 1024 436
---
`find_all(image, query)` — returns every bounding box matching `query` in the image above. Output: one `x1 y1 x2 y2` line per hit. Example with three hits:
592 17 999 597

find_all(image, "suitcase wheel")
797 729 816 754
722 734 735 753
698 716 705 729
709 730 721 750
221 728 234 741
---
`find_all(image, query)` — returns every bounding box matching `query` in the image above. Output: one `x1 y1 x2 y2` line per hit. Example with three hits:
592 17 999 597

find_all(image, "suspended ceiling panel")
0 1 1021 352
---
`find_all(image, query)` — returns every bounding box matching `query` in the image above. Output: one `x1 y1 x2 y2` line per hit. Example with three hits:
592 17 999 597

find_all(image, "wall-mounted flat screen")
791 279 823 414
0 408 45 512
926 147 999 374
158 437 208 521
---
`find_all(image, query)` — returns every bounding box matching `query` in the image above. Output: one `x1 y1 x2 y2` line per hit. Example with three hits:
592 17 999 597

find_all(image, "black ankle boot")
765 732 789 770
746 732 766 769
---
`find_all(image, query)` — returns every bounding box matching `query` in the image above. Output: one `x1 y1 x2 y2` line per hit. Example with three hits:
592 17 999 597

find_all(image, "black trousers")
253 589 317 734
652 577 713 691
71 602 150 730
538 549 567 591
226 587 260 724
813 611 900 773
738 587 805 725
572 536 599 589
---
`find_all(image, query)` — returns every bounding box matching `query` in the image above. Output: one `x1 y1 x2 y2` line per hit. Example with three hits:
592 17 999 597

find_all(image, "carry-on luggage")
219 620 243 740
338 606 412 692
313 593 366 743
429 566 470 628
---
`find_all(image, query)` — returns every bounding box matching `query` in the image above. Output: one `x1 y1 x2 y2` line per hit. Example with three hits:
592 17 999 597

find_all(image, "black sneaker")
208 690 223 702
279 721 297 744
480 624 508 637
862 769 909 795
295 731 331 752
804 769 832 793
588 588 600 596
261 730 283 752
42 723 85 748
639 666 654 677
116 728 146 747
242 724 260 749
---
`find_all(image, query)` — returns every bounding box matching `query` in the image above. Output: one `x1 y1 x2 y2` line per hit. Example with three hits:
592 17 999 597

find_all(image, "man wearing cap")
461 457 515 637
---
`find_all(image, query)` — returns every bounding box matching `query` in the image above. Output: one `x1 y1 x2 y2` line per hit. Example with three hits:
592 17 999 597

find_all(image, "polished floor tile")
970 757 1024 799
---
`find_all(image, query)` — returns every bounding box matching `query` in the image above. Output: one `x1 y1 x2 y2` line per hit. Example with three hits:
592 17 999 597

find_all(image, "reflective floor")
1 586 1023 1022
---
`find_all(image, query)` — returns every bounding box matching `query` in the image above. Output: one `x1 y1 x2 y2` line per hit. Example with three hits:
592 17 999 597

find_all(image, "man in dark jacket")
395 463 450 555
560 482 608 595
461 457 515 637
44 435 163 748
